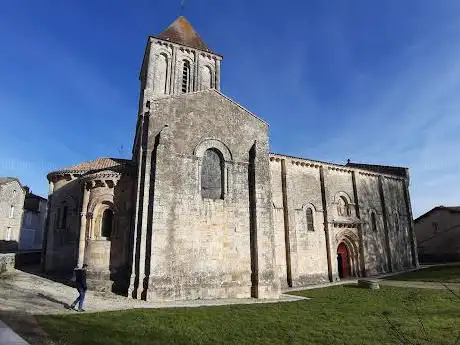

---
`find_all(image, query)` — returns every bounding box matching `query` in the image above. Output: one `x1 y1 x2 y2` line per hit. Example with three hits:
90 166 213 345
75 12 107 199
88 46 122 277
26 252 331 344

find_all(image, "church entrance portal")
337 242 350 279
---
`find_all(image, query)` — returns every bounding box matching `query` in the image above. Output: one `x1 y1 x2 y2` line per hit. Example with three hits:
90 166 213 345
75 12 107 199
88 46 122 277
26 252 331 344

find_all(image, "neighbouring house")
19 188 47 251
43 16 418 301
0 177 26 252
414 206 460 263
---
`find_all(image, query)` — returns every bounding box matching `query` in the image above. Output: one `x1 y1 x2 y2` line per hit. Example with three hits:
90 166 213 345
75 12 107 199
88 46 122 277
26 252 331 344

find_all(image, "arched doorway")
337 242 350 279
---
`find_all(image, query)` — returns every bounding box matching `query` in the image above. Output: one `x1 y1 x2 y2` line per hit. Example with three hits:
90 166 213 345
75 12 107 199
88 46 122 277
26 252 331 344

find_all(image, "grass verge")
385 264 460 283
37 285 460 345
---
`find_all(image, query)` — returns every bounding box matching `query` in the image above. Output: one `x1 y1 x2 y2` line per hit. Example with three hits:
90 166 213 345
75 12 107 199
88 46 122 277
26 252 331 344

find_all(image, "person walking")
68 264 88 312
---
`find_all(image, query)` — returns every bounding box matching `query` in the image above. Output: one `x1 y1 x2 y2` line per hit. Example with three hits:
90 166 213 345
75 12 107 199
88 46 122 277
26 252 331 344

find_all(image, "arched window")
101 209 113 238
371 212 377 232
337 196 350 217
181 60 191 93
201 148 224 199
202 66 213 89
157 53 168 94
306 208 314 231
9 205 14 219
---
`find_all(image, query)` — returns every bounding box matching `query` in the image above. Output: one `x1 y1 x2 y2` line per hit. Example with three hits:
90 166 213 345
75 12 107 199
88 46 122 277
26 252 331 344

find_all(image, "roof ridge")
48 157 134 178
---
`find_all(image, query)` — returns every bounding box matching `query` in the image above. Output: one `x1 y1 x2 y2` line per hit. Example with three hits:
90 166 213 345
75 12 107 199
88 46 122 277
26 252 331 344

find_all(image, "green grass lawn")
38 285 460 345
385 264 460 283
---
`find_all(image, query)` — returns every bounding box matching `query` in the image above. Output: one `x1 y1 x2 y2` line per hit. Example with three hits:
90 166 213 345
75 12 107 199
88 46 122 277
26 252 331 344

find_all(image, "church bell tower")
139 16 222 101
132 16 223 159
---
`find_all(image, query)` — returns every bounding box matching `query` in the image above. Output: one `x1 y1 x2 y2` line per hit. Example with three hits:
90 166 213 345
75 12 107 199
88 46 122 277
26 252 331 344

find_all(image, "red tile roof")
414 206 460 223
49 157 133 175
153 16 213 53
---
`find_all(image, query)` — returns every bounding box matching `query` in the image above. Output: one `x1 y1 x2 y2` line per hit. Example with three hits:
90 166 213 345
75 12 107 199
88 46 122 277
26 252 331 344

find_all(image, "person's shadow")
37 293 70 309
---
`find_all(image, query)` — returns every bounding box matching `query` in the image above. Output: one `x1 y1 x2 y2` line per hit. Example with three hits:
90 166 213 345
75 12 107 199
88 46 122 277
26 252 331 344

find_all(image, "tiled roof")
414 206 460 223
49 158 133 175
269 154 408 178
345 162 408 177
153 16 213 53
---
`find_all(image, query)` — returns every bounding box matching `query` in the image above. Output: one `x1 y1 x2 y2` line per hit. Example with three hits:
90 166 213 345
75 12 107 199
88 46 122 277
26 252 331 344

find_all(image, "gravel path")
0 269 307 316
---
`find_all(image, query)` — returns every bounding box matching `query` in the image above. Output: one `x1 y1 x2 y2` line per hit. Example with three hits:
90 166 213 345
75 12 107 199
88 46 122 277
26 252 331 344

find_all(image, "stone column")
170 46 177 94
280 158 292 287
351 171 366 276
77 182 90 268
194 50 200 91
215 59 221 90
378 176 393 272
403 178 419 267
129 111 151 299
252 139 280 299
319 166 333 282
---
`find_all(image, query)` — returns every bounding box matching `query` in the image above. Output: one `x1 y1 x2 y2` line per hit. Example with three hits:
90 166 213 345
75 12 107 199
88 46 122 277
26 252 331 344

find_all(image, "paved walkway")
0 320 30 345
0 269 307 316
1 265 458 345
377 279 460 290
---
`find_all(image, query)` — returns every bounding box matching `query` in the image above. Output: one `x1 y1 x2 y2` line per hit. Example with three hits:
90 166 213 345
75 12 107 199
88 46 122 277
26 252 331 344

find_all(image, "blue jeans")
71 287 86 310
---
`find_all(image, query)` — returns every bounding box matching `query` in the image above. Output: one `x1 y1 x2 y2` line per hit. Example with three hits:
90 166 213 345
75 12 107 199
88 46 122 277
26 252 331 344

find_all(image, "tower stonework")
43 16 418 302
128 16 280 301
140 16 222 101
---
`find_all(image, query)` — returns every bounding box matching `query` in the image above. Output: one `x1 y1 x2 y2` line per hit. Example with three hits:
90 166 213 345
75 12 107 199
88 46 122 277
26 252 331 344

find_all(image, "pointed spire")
156 16 211 52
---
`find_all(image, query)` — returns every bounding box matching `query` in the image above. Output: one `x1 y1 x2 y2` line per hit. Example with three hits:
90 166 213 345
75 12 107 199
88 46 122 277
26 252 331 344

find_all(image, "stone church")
43 16 418 301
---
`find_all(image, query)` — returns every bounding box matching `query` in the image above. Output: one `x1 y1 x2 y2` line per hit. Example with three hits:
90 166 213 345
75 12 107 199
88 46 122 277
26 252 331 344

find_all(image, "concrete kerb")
0 321 30 345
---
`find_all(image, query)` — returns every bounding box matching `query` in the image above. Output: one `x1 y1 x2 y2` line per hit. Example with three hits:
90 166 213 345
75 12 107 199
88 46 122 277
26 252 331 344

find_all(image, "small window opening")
181 60 191 93
101 209 113 238
306 208 314 231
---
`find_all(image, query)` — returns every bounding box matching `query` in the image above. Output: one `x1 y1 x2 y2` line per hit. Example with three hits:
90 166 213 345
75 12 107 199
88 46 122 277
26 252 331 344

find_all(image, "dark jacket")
75 268 87 290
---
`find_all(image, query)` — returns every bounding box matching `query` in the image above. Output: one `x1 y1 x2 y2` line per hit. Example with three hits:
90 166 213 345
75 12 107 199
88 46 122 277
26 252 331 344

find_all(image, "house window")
306 208 314 231
61 205 68 229
337 197 350 216
371 212 377 232
101 209 113 238
5 227 12 241
432 222 439 233
9 205 14 218
201 148 224 199
181 60 191 93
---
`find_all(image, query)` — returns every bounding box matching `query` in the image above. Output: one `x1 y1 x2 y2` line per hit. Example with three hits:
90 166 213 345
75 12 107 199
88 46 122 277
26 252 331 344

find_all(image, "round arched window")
337 196 350 216
101 209 113 238
201 148 224 199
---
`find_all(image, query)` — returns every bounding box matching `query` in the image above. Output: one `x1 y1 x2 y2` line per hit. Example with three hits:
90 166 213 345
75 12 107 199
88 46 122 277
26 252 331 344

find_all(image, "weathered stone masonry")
43 16 418 301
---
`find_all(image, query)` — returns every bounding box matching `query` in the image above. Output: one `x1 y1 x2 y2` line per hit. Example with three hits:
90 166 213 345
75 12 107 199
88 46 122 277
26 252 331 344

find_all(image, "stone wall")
145 38 222 100
130 89 279 301
45 170 134 293
270 154 416 287
0 180 26 251
44 177 81 272
0 253 15 275
415 209 460 263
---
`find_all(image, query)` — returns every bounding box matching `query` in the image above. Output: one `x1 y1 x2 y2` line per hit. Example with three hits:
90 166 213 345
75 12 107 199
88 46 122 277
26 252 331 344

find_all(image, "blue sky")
1 1 459 217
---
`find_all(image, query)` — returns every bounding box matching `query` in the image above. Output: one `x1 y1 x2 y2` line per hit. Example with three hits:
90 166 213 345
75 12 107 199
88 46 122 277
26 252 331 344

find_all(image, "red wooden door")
337 243 350 278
